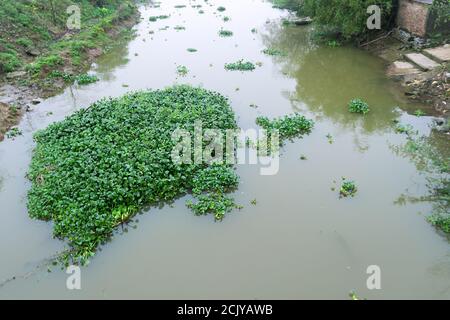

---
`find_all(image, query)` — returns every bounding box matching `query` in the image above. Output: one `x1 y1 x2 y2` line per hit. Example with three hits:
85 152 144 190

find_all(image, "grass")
348 98 370 114
75 74 99 85
0 0 137 93
27 85 239 265
225 60 256 71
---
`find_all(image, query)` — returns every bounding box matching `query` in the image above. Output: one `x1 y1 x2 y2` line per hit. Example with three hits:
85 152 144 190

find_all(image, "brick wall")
397 0 432 37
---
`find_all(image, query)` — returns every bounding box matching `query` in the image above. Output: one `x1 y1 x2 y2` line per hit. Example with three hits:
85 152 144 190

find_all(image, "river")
0 0 449 299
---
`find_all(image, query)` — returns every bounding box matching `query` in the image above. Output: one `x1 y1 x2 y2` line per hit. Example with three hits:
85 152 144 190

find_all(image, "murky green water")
0 0 449 299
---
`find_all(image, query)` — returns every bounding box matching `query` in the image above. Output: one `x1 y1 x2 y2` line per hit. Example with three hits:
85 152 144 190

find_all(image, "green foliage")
256 114 314 141
348 99 370 114
395 124 415 135
6 127 22 139
16 37 33 49
217 6 226 12
429 0 450 35
340 180 357 197
176 65 189 76
218 29 234 37
27 85 239 264
225 60 256 71
0 52 22 73
187 48 198 53
0 0 137 79
262 48 286 56
76 74 99 85
414 109 426 117
273 0 394 40
149 15 170 22
26 54 63 75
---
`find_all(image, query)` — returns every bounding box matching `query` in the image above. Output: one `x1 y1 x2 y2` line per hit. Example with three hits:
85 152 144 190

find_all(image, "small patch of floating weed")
176 65 189 76
262 48 286 56
219 29 233 37
76 74 99 85
225 60 255 71
340 179 358 198
348 98 370 114
6 127 22 139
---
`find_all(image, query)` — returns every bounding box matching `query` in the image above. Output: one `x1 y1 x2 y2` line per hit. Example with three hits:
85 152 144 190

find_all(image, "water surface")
0 0 449 299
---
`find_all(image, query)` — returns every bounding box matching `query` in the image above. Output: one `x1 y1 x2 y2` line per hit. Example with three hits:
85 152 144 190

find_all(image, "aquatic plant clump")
262 48 286 56
176 65 189 76
348 98 370 114
27 85 239 264
75 74 99 85
225 60 256 71
255 114 314 141
218 29 233 37
340 180 358 197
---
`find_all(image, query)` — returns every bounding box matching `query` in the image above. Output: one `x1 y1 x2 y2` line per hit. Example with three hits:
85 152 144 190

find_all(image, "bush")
27 85 239 264
273 0 395 40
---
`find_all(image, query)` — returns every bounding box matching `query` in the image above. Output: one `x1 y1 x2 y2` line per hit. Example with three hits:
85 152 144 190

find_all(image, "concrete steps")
423 45 450 63
387 45 447 83
404 52 440 71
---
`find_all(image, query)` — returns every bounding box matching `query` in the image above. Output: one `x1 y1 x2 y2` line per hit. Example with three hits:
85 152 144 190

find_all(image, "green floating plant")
27 85 239 265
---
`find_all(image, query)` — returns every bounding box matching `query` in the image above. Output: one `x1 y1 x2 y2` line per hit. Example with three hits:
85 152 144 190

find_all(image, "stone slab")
424 45 450 63
404 53 440 71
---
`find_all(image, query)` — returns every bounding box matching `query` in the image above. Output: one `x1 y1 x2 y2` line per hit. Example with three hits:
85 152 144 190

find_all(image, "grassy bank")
0 0 138 94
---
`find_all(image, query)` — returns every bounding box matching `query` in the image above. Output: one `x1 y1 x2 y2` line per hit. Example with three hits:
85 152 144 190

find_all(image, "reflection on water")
262 22 414 134
0 0 449 299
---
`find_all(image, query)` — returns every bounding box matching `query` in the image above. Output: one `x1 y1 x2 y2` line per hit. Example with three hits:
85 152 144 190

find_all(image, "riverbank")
365 36 449 124
0 0 140 141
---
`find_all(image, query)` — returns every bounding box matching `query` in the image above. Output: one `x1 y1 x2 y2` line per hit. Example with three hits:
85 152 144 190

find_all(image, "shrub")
348 99 370 114
303 0 394 40
27 85 239 264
